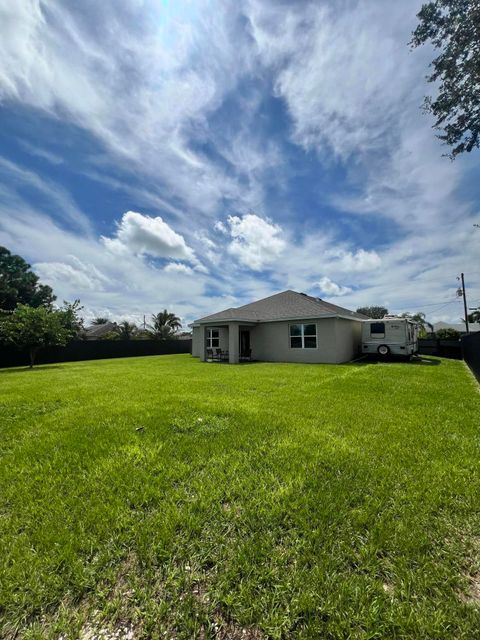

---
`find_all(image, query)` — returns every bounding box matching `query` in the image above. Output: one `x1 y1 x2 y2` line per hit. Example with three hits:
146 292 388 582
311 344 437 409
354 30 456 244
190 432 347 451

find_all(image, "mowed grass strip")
0 355 479 639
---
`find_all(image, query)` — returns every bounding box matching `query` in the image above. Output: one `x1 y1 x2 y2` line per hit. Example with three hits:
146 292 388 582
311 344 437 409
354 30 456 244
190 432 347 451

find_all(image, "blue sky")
0 0 479 325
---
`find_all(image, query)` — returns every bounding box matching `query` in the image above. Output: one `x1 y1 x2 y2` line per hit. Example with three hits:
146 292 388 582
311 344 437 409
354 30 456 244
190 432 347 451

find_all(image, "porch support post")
199 325 207 361
228 322 239 364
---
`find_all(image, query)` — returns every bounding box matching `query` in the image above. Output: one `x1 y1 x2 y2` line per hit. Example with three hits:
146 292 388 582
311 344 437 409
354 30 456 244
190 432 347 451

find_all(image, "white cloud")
102 211 195 261
164 262 194 275
327 248 381 273
222 213 285 270
316 277 352 297
33 260 108 292
214 221 228 234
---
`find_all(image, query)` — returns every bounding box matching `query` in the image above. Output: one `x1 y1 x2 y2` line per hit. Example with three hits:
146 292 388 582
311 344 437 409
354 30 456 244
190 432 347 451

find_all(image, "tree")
356 306 388 319
59 299 84 337
117 321 137 340
411 0 480 158
468 307 480 323
400 311 434 337
148 310 182 340
91 317 109 325
0 304 77 367
101 331 121 341
0 246 55 311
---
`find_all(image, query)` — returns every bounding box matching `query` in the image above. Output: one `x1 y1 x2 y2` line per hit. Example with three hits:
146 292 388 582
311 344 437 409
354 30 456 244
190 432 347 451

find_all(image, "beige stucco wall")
192 326 200 357
249 317 361 364
193 318 362 363
191 325 228 358
249 318 334 363
334 318 362 363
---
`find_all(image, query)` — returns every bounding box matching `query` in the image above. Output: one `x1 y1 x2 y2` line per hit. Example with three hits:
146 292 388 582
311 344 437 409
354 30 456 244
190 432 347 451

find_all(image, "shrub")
435 328 461 340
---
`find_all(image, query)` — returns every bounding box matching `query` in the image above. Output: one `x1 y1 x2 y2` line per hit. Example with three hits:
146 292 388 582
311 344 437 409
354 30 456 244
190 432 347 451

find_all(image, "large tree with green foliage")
148 310 182 340
356 306 388 319
0 246 55 311
411 0 480 158
0 303 81 367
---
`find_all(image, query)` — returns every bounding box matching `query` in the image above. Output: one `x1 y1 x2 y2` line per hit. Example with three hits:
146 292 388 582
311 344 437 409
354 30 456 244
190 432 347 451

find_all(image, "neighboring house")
190 290 367 364
433 321 480 334
82 322 118 340
176 332 193 341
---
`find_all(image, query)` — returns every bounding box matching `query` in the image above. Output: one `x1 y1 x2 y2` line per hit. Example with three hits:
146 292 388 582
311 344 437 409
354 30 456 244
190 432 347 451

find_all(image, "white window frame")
207 328 220 349
289 323 317 349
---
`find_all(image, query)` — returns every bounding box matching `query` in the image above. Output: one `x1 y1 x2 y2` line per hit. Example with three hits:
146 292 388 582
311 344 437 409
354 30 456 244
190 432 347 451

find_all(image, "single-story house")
433 321 480 334
190 290 367 364
81 321 118 340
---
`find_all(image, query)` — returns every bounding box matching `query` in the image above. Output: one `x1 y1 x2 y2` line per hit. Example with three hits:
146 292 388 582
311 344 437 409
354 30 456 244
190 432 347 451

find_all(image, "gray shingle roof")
83 321 118 338
194 290 367 324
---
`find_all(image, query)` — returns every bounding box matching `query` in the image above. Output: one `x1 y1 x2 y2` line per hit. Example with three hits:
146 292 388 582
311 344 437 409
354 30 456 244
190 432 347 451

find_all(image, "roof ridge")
193 289 366 323
234 289 295 311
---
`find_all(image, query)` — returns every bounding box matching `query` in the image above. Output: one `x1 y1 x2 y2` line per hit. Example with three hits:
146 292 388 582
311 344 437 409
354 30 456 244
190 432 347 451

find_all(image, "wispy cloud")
0 156 92 233
19 140 64 165
0 0 478 324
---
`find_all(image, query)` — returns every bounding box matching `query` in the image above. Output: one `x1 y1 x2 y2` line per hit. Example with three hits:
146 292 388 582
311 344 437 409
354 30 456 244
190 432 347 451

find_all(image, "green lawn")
1 355 479 639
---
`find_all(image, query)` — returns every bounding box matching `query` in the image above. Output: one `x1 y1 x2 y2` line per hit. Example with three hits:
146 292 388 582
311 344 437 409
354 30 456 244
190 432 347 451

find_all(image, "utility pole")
143 314 146 330
458 273 469 334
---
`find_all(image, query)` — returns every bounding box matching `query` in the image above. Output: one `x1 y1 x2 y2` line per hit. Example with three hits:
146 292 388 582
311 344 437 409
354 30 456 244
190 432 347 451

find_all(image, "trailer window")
370 322 385 337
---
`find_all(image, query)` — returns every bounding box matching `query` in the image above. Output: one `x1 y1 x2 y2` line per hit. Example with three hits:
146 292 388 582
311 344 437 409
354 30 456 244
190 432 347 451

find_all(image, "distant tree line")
0 246 185 367
86 310 184 341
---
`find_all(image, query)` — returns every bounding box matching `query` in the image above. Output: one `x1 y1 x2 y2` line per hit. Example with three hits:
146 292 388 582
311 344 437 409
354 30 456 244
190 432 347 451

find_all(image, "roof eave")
192 313 364 325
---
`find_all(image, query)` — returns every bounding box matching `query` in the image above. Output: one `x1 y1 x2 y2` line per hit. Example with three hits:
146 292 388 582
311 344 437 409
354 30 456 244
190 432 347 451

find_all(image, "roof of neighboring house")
433 321 480 333
176 332 193 340
192 290 368 325
83 321 118 339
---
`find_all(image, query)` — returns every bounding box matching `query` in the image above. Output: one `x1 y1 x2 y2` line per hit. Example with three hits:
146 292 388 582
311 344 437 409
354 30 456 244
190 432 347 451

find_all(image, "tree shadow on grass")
348 355 441 366
410 356 441 366
0 364 66 374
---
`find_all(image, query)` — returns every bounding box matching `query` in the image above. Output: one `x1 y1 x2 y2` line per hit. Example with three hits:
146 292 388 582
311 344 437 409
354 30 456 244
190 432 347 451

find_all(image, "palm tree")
91 317 109 325
401 312 433 336
117 321 137 340
468 307 480 323
148 309 182 340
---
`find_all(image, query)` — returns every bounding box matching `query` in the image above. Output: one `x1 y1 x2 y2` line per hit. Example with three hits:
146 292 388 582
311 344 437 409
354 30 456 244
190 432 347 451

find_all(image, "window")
289 323 317 349
207 328 220 348
370 322 385 337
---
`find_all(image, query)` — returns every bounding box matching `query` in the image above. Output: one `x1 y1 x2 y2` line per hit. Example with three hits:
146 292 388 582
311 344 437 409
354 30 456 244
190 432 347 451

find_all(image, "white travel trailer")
361 316 419 357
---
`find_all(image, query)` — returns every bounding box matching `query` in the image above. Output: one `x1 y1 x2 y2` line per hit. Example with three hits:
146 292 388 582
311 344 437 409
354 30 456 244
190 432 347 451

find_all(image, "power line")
425 301 461 315
389 299 459 311
410 299 459 308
